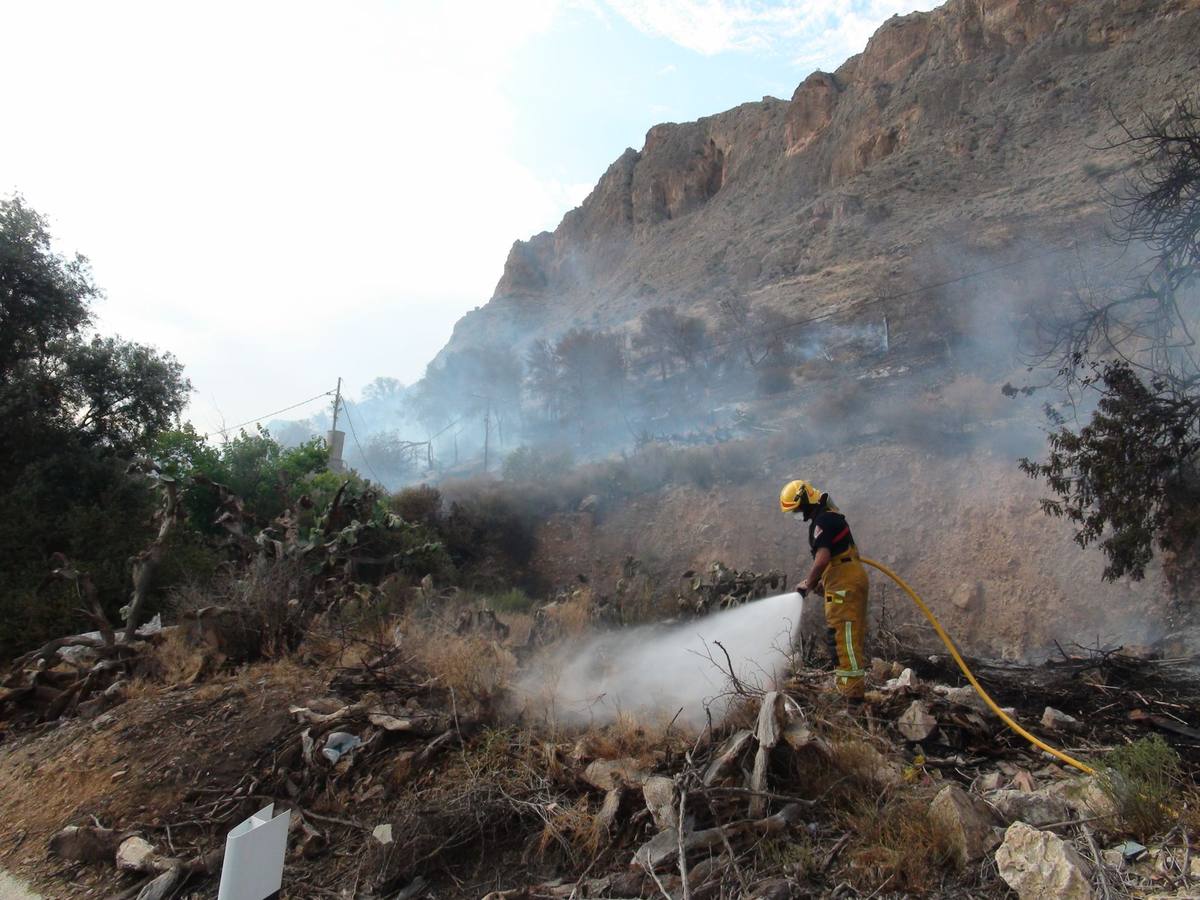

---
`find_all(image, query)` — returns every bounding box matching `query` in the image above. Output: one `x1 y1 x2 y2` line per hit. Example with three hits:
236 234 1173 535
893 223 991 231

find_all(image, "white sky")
0 0 937 435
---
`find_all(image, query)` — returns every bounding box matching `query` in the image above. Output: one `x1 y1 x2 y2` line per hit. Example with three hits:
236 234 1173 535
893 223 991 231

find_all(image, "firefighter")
780 480 868 699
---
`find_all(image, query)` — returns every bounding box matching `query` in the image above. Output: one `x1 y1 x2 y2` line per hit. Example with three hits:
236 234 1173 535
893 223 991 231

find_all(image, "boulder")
643 776 679 831
985 789 1071 827
995 821 1095 899
583 757 648 791
897 700 938 742
929 785 999 868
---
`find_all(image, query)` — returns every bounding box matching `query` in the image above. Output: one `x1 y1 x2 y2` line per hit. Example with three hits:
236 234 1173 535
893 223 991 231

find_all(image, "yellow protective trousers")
821 548 869 698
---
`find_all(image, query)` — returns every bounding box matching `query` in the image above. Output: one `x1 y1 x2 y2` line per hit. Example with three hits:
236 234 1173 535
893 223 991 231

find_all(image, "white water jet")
519 592 805 727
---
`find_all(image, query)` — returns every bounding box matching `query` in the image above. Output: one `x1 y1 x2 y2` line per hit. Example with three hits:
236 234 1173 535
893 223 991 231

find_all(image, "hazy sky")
1 0 937 435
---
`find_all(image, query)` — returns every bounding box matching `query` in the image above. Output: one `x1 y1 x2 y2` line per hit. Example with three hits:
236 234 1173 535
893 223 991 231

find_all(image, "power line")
340 397 385 485
213 390 335 438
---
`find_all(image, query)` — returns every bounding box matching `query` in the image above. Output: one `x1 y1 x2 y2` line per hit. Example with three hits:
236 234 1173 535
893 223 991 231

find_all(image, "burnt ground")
1 623 1198 899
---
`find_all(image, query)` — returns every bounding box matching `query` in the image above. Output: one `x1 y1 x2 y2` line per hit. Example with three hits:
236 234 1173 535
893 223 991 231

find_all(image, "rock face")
995 821 1095 899
435 0 1200 365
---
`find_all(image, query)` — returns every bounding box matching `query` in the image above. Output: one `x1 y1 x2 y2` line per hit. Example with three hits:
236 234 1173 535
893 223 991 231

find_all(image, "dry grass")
840 793 955 893
543 590 594 639
499 611 534 647
403 618 517 704
536 795 610 862
573 709 695 764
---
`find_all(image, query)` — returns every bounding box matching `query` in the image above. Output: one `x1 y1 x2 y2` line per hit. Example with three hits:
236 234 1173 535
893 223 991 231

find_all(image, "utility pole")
482 397 491 474
327 377 346 473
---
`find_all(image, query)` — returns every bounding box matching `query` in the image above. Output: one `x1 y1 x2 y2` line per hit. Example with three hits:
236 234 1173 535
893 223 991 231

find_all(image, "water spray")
519 591 807 728
522 560 1096 776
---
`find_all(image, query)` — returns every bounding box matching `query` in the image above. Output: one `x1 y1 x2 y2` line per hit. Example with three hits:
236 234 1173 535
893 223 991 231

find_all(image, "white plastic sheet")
216 803 290 900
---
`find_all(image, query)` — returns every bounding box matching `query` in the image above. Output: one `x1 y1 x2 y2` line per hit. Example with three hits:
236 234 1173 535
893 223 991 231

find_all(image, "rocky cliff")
437 0 1199 360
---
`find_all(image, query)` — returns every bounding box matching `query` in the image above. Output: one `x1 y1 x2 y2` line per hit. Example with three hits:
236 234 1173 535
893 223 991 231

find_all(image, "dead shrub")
404 618 517 704
388 484 443 526
536 795 608 863
542 591 593 639
168 560 308 659
840 794 955 893
577 709 694 764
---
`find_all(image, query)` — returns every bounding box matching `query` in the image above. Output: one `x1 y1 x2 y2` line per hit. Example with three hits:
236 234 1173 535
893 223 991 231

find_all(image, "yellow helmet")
779 479 824 514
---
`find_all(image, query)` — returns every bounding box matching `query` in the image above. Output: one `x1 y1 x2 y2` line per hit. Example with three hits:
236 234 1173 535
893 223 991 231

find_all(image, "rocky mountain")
437 0 1199 362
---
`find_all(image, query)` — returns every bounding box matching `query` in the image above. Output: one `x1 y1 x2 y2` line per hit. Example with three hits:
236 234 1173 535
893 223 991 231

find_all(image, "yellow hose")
859 557 1095 776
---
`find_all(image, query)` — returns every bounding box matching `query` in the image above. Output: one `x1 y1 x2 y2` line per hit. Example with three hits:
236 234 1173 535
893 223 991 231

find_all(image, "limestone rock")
1041 707 1082 733
884 668 919 691
643 776 679 831
897 700 938 742
1041 775 1117 820
934 684 989 714
583 757 648 791
952 581 982 610
985 789 1070 827
995 821 1095 899
116 836 170 874
929 784 999 868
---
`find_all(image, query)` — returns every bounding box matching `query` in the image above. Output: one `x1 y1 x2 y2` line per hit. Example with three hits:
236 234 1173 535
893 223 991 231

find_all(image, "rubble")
985 788 1071 827
995 821 1095 900
897 700 939 742
1041 706 1083 733
883 667 919 691
929 784 1000 868
116 836 173 874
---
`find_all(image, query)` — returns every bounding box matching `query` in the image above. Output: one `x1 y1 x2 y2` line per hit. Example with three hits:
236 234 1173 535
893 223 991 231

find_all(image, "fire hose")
827 557 1096 775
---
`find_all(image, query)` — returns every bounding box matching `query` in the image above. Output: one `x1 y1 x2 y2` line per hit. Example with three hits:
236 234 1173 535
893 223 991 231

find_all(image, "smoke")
514 592 804 728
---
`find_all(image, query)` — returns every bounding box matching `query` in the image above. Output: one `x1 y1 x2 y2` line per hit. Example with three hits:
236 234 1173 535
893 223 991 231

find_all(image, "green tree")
1020 99 1200 583
0 195 192 656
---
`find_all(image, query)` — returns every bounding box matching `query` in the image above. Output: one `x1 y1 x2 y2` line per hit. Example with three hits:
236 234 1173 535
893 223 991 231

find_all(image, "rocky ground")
2 583 1197 899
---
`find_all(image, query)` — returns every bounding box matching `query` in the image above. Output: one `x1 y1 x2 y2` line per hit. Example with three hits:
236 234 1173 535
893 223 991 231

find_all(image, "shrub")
756 365 794 396
389 484 443 526
1100 734 1184 838
503 445 574 482
490 588 535 612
